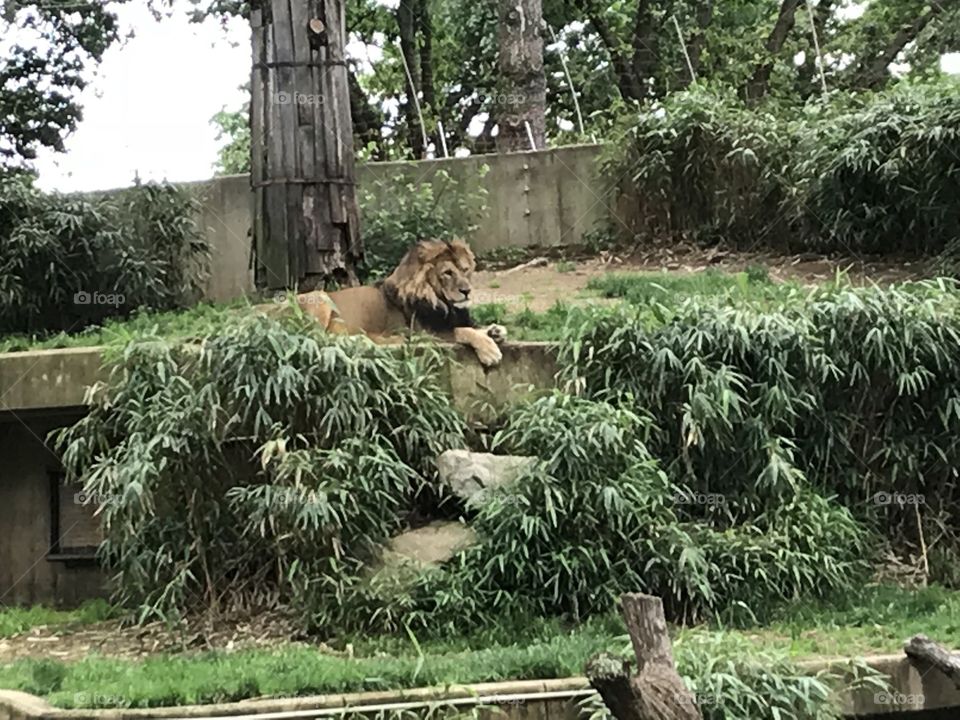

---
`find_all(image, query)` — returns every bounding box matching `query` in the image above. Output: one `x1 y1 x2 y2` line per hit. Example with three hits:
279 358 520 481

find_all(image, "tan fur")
295 239 506 366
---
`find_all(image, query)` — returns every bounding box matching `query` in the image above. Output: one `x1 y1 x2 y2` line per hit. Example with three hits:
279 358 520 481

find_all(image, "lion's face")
383 239 477 314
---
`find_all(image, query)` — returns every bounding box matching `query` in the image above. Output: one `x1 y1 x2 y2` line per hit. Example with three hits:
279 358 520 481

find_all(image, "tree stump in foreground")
586 593 702 720
905 634 960 689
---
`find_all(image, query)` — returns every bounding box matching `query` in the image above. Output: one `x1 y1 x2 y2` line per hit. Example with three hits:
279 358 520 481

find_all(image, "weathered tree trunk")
586 593 702 720
497 0 546 152
905 634 960 690
743 0 801 101
251 0 361 292
397 0 426 159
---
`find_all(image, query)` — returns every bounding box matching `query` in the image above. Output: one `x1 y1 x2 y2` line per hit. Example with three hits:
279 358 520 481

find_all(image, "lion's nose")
461 288 470 298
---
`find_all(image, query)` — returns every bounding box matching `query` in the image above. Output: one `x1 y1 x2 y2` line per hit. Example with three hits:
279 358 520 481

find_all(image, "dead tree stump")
586 593 702 720
905 634 960 689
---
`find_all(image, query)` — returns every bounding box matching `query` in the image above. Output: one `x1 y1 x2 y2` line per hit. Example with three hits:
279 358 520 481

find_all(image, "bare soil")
0 612 314 662
474 246 927 312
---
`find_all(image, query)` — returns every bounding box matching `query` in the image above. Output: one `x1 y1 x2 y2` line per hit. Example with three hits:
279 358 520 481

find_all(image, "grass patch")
472 301 574 341
685 583 960 659
0 586 951 708
585 268 799 305
0 302 244 354
0 600 115 639
0 622 619 708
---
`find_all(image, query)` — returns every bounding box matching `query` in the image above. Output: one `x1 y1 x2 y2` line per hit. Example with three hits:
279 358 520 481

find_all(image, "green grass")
0 585 954 708
0 621 619 708
681 583 960 659
584 267 802 305
472 301 575 341
0 301 245 354
0 600 115 638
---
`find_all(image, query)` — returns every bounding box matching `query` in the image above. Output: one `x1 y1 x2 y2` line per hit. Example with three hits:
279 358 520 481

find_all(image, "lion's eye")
443 269 454 277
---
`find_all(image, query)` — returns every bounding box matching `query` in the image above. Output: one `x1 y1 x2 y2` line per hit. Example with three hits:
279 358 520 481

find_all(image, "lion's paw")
475 337 503 368
486 324 508 344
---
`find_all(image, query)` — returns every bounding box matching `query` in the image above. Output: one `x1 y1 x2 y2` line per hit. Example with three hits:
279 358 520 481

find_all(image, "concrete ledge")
0 343 559 422
1 654 958 719
0 347 105 413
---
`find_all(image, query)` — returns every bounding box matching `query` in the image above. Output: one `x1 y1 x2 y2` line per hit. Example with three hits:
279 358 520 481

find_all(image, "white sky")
33 3 250 192
21 4 960 193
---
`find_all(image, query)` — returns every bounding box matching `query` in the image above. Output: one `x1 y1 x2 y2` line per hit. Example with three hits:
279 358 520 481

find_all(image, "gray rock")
436 449 535 505
382 520 477 569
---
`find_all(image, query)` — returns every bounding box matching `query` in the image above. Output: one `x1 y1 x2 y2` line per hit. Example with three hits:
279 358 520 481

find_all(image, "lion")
294 239 507 367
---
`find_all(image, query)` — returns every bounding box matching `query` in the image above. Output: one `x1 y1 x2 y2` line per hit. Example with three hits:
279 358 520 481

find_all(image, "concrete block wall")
186 145 605 302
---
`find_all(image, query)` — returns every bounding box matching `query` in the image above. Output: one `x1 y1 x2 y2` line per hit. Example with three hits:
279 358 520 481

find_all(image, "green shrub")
0 176 208 335
560 281 960 579
358 168 488 278
56 314 465 627
606 80 960 255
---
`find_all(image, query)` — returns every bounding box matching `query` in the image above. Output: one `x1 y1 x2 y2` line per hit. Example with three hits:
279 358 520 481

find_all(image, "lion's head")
381 239 476 323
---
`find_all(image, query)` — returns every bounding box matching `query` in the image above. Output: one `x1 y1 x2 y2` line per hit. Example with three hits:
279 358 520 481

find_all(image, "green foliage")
1 2 123 167
358 168 488 279
211 109 251 176
560 281 960 580
0 600 115 638
446 393 868 626
608 81 960 255
56 314 465 627
672 634 883 720
586 269 795 306
0 628 617 708
0 177 209 335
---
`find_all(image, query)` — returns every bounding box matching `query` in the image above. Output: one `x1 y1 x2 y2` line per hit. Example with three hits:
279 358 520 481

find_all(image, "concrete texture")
177 145 603 302
0 414 105 607
1 654 959 718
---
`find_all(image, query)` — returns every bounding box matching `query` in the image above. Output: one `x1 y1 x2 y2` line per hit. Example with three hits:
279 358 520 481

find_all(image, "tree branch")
853 5 942 89
744 0 801 100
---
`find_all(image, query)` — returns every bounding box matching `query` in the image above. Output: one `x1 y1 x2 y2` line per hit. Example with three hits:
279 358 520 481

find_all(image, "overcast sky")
27 4 960 193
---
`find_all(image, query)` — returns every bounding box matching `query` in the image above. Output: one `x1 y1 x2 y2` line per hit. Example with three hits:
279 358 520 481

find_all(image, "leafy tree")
0 0 126 168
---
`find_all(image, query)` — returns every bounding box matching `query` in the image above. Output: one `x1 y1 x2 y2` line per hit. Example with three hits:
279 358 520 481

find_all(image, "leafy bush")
0 176 209 335
607 80 960 255
560 281 960 579
358 167 488 278
57 314 465 627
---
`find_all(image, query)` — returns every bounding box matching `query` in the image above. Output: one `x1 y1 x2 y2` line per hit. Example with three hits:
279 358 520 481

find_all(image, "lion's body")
293 240 506 366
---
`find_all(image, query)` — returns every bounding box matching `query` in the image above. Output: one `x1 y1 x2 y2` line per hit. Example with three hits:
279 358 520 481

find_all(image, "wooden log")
586 593 702 720
251 0 361 291
905 634 960 690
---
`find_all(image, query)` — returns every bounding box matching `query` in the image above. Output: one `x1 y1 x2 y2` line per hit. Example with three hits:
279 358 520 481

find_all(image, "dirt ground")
0 612 315 662
474 246 927 312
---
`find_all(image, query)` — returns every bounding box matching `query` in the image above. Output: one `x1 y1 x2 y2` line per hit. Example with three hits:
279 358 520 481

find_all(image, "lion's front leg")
454 327 503 367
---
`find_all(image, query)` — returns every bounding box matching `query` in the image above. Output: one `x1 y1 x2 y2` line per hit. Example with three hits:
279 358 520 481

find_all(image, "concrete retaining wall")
186 145 604 302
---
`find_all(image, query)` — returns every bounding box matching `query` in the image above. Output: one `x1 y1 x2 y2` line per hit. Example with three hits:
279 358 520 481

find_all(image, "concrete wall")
0 414 104 607
191 145 604 302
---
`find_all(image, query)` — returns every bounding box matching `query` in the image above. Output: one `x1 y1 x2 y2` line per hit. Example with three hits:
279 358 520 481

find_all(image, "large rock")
382 520 477 568
436 449 535 505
